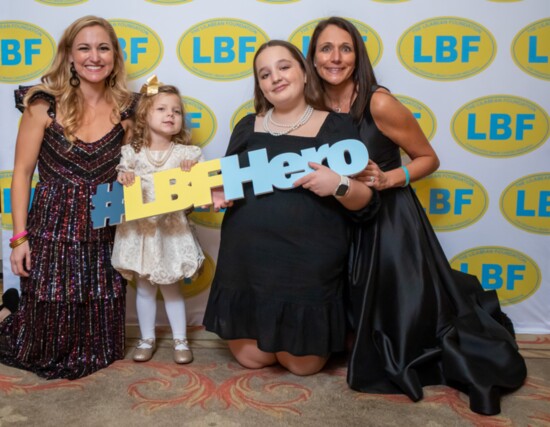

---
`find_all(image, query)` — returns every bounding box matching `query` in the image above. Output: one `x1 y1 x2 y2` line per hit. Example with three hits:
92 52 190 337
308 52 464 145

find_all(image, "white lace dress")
112 144 205 285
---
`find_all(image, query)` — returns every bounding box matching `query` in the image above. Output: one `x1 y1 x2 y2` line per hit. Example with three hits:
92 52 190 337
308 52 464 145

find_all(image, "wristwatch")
333 175 350 198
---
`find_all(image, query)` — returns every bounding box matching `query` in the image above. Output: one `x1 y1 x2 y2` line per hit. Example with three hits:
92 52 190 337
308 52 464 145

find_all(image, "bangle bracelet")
9 235 28 249
10 230 28 243
400 165 410 187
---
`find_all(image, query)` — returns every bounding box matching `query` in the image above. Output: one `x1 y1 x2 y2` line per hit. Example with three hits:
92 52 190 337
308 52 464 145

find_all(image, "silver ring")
370 176 375 183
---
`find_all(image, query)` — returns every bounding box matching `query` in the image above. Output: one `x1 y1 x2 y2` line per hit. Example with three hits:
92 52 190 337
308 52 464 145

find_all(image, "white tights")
135 277 187 341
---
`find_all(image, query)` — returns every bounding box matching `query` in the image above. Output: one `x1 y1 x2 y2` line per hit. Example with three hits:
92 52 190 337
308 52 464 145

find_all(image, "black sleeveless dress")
346 87 527 415
203 113 377 356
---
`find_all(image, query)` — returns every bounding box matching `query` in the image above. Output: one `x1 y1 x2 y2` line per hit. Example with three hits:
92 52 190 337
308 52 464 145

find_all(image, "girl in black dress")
204 40 376 376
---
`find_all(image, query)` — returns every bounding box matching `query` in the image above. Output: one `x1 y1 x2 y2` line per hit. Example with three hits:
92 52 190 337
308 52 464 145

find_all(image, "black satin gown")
346 87 527 415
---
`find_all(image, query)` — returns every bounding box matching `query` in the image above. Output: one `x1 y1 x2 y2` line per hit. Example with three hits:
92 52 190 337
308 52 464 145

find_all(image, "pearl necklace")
263 105 314 136
144 142 175 167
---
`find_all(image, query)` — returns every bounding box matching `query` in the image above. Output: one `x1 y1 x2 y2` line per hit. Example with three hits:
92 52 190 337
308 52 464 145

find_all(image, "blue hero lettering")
91 138 369 228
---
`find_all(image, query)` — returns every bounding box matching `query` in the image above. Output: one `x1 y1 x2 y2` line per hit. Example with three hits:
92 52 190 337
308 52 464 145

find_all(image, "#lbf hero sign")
91 139 369 229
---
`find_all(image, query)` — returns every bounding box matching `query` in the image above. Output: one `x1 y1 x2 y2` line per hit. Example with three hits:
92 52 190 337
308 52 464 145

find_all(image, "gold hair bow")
140 75 162 95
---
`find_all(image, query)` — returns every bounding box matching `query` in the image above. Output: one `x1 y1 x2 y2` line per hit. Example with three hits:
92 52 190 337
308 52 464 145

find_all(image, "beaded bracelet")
9 235 28 249
10 230 28 243
400 165 410 187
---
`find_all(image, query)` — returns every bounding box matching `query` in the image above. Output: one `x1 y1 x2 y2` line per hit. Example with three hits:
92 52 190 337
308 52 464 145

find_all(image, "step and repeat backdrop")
1 0 548 332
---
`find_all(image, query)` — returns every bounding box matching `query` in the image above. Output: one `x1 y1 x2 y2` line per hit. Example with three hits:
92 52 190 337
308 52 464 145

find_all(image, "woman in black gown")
306 17 526 415
203 40 376 376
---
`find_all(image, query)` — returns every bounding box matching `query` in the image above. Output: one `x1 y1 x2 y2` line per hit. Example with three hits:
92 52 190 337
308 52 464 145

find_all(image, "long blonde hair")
24 15 131 144
130 85 191 153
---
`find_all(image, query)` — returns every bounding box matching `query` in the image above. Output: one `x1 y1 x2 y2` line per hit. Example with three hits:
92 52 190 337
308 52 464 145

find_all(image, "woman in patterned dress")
0 16 137 379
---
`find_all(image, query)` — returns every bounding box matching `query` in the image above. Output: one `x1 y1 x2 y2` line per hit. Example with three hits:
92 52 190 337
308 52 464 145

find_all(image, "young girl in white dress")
112 79 204 364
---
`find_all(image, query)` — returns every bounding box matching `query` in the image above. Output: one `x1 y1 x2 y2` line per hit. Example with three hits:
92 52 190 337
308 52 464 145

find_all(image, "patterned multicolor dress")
0 88 138 379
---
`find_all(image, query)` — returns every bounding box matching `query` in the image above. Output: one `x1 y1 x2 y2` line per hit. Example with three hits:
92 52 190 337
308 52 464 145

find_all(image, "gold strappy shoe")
173 339 193 364
133 338 156 362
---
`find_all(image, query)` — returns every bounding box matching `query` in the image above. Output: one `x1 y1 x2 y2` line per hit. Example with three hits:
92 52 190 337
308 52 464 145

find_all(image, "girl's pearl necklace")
144 142 175 167
263 105 314 136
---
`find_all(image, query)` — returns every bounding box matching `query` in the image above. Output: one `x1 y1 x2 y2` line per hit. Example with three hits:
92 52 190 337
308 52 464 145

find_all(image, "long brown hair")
130 85 191 153
24 15 131 144
306 17 378 123
253 40 327 115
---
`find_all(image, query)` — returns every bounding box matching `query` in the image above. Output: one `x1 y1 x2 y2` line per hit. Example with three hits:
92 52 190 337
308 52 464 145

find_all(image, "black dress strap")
364 85 382 124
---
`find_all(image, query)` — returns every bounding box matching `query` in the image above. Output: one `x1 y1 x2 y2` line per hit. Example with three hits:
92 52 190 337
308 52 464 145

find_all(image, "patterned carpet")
0 325 549 427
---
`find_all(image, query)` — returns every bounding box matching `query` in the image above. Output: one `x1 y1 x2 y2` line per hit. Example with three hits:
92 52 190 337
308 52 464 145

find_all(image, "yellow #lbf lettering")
123 159 222 221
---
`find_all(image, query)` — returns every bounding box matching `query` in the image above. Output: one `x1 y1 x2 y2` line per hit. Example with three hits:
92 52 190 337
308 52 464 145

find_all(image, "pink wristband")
10 230 28 243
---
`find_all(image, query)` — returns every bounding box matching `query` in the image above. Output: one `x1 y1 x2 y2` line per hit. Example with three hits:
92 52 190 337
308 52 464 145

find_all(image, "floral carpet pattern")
0 330 549 427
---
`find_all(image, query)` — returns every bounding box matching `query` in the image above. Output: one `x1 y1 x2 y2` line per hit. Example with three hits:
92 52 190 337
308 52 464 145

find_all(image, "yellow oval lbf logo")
110 19 163 80
397 17 496 80
177 19 269 81
500 173 550 235
412 171 488 231
450 246 541 306
183 96 217 148
512 18 550 81
451 95 549 158
0 21 56 83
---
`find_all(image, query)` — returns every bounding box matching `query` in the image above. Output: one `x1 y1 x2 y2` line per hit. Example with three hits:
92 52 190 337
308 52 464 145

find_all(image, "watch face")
335 183 349 196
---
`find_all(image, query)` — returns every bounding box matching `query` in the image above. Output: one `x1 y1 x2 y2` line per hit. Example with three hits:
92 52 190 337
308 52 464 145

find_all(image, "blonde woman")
1 16 137 379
